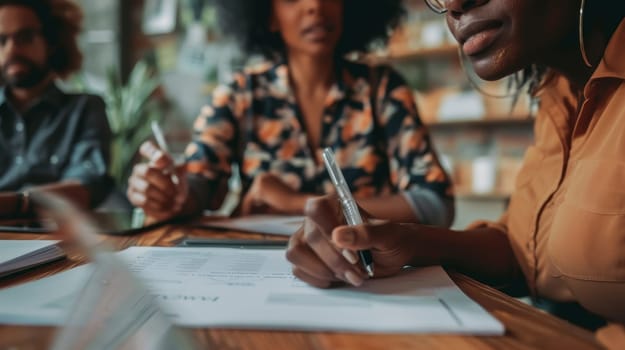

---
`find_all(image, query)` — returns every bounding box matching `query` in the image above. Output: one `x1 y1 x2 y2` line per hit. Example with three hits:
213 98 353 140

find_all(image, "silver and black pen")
322 148 374 277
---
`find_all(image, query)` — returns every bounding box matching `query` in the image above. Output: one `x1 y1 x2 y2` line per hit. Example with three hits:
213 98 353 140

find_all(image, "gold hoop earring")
457 46 513 99
579 0 593 67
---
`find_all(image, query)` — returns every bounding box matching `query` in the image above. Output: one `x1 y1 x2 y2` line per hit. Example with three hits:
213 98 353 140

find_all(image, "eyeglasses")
0 28 42 48
424 0 448 14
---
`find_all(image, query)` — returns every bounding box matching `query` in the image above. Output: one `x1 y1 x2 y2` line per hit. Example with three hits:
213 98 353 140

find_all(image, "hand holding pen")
284 148 373 288
126 123 188 221
286 148 430 288
286 192 430 288
151 121 180 186
322 148 374 277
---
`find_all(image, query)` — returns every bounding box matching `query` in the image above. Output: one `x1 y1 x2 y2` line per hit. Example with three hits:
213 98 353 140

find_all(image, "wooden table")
0 224 602 350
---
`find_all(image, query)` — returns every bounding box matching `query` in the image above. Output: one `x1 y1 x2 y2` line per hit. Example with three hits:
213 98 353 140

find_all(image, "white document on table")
195 215 304 236
0 247 504 334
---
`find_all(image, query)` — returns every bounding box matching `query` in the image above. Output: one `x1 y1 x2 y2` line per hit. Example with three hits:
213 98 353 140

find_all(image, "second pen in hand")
322 148 374 278
150 120 180 186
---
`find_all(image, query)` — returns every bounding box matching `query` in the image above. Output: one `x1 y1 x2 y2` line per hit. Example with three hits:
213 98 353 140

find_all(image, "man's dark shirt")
0 83 112 206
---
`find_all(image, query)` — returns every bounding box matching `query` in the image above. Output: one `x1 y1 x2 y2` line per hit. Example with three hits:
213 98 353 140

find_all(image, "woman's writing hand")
127 141 189 221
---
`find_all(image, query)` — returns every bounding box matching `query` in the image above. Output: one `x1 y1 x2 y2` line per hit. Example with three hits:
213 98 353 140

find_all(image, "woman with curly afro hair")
128 0 455 229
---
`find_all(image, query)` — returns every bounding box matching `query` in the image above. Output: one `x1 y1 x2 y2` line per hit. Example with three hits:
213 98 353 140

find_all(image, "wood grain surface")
0 224 602 350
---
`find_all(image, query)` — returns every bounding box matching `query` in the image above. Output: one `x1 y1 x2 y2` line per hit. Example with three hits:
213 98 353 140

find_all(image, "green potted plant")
71 61 163 190
103 61 163 188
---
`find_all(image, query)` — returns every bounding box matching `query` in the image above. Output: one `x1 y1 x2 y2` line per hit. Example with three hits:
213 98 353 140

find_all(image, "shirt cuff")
401 186 455 227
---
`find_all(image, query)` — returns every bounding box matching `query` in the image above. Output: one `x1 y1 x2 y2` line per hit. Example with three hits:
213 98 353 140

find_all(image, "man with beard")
0 0 112 217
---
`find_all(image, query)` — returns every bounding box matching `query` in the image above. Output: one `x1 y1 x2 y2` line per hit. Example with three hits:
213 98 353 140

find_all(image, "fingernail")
335 273 345 282
153 150 164 160
336 228 355 245
171 174 180 186
345 270 364 287
342 249 358 264
304 216 315 232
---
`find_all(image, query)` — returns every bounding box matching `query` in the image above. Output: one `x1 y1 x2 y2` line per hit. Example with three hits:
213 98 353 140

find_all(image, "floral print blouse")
185 59 454 226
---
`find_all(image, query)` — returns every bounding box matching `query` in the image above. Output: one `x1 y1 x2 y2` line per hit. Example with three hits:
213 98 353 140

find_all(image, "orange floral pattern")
186 59 452 202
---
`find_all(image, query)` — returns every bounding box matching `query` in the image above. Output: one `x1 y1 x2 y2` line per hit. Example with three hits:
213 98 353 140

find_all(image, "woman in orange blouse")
287 0 625 345
127 0 454 226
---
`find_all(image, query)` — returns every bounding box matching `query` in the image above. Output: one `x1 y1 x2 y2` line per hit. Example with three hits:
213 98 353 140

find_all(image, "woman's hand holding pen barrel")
127 140 189 221
286 195 442 288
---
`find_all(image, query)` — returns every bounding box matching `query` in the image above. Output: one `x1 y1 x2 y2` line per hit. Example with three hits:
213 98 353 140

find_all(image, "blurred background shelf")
383 0 537 228
74 0 537 229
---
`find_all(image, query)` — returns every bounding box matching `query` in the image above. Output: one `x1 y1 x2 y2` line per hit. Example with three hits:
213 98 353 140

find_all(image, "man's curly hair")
216 0 405 58
0 0 83 78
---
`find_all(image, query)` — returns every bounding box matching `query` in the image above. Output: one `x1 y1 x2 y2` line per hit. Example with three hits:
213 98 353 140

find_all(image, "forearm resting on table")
143 194 203 226
281 194 314 215
0 181 91 217
360 188 454 227
0 193 21 217
415 225 520 284
358 194 419 223
259 193 408 217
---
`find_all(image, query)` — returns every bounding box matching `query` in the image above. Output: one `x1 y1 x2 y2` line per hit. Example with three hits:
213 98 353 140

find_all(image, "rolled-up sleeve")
378 68 455 227
61 95 113 207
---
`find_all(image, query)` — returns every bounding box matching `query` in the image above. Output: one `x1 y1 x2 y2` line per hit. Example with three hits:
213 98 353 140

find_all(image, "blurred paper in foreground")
51 252 196 350
33 193 197 350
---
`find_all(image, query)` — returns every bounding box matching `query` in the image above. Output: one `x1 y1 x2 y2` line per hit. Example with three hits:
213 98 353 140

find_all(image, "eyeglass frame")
424 0 448 14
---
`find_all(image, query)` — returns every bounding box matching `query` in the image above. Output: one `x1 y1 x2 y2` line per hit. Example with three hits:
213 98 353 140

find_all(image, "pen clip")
322 149 351 202
322 148 363 225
